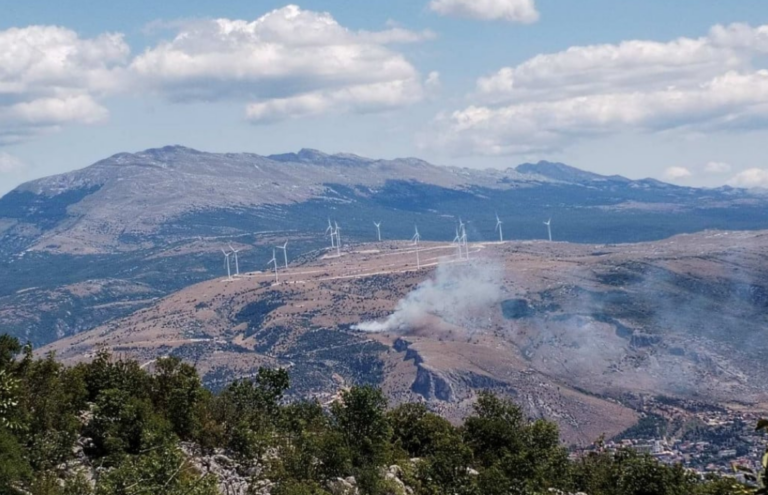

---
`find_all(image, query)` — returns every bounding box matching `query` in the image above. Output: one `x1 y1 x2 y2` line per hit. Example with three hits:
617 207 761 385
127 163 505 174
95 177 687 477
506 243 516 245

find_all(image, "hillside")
3 146 768 348
42 230 768 444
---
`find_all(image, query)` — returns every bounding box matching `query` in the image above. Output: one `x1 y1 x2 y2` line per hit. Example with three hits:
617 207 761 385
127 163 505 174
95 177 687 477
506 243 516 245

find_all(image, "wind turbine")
412 226 421 268
452 227 462 258
267 249 279 284
374 221 382 242
544 218 552 242
228 243 240 276
276 241 288 268
334 221 341 256
221 249 232 280
325 219 335 248
457 219 469 260
495 213 503 242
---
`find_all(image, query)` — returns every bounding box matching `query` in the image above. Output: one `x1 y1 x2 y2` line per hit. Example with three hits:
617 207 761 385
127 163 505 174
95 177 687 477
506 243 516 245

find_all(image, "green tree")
16 353 87 470
462 392 570 493
388 402 457 458
85 388 172 461
0 369 20 432
151 357 204 440
331 386 392 470
0 428 30 495
215 367 290 458
94 446 218 495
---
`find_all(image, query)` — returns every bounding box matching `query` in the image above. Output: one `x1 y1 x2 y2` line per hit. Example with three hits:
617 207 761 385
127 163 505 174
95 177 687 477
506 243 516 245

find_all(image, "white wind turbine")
221 249 232 280
276 241 288 268
412 225 422 268
334 221 341 256
452 226 462 259
267 248 279 284
228 243 240 276
374 221 382 242
544 218 552 242
458 218 469 260
325 219 336 248
495 213 503 242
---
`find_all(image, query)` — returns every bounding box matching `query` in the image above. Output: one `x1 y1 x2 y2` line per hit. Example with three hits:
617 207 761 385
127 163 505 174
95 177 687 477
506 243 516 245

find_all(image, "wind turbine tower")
276 241 288 268
221 249 232 280
458 219 469 260
326 219 336 248
453 227 462 259
544 218 553 242
267 249 279 284
228 243 241 276
412 225 421 268
374 221 382 242
334 221 341 256
495 213 503 242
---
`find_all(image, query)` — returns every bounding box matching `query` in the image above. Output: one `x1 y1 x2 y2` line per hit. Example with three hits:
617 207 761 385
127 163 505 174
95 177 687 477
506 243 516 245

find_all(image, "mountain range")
2 146 768 346
2 146 768 440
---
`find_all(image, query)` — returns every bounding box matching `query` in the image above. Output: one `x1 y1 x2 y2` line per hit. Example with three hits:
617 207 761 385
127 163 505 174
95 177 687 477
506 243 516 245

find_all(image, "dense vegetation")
0 334 756 495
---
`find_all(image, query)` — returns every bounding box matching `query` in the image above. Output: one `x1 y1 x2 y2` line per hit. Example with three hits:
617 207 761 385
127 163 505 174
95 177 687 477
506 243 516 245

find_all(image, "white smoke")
354 259 504 336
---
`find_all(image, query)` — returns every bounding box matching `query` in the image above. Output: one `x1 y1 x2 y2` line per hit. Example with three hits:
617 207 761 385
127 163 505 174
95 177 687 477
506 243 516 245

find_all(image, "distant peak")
140 145 202 156
268 148 374 166
516 160 627 184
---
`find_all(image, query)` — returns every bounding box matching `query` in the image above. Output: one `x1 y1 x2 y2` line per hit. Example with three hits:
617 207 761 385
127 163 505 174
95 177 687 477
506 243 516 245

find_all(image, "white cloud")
704 161 732 174
663 166 693 181
0 25 127 143
129 5 431 122
435 23 768 155
0 152 26 174
425 71 441 91
727 168 768 188
429 0 539 23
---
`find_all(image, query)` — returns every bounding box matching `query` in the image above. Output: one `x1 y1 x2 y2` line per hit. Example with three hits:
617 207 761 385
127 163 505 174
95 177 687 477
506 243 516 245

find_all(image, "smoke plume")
354 259 504 336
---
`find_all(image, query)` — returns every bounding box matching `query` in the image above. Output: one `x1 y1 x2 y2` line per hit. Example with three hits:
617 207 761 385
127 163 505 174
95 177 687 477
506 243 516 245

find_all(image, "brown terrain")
43 230 768 445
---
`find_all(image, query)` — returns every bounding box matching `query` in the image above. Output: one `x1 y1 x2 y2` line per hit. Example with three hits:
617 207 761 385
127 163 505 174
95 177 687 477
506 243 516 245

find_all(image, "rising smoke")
353 259 505 337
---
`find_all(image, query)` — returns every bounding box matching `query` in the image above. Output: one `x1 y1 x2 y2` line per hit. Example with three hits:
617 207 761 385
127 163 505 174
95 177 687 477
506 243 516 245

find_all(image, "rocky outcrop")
181 443 262 495
411 364 456 402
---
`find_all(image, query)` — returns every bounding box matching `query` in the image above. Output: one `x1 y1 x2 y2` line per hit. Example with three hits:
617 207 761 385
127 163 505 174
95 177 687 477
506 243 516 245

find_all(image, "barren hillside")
43 230 768 444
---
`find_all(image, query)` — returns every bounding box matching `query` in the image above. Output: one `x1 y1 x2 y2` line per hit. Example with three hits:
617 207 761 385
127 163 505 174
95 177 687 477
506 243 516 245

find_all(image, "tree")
0 335 21 372
151 357 204 440
462 392 570 493
0 428 29 495
331 386 392 469
215 367 291 458
388 402 457 458
0 369 20 432
94 446 218 495
85 388 171 460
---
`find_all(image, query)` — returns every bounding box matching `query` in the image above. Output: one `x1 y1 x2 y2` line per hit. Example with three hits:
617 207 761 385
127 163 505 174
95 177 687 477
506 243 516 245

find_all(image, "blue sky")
3 0 768 193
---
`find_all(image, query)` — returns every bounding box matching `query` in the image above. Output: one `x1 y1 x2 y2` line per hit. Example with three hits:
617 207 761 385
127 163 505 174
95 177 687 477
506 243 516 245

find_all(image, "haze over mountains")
2 146 768 442
2 146 768 346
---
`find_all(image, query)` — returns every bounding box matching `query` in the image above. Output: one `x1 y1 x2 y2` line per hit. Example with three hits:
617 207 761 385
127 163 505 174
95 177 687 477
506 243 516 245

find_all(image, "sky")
3 0 768 193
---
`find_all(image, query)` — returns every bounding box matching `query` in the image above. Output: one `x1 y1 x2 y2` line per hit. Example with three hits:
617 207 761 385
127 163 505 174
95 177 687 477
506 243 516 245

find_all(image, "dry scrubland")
44 230 768 445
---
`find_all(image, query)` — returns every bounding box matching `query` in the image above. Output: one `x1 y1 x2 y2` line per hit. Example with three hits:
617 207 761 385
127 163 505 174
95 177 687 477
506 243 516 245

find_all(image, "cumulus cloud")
0 6 433 141
0 152 26 174
704 161 732 174
663 166 693 181
434 23 768 155
429 0 539 23
129 5 432 122
727 168 768 188
0 25 127 144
